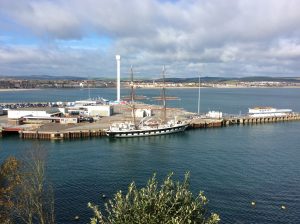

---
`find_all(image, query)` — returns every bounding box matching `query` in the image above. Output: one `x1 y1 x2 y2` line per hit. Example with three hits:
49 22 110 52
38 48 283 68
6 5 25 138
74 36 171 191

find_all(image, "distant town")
0 79 115 89
128 80 300 88
1 76 300 89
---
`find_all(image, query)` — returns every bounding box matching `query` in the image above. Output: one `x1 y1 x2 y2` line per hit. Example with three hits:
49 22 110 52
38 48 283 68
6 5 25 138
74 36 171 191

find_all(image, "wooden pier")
19 129 107 140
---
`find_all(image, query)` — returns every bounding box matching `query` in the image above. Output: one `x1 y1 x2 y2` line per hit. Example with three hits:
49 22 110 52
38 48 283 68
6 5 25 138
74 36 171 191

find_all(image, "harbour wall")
185 113 300 130
19 129 106 140
0 113 300 140
5 113 298 140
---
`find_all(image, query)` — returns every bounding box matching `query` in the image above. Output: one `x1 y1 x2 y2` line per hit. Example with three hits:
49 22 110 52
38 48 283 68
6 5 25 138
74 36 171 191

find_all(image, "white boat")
106 119 188 138
248 107 292 117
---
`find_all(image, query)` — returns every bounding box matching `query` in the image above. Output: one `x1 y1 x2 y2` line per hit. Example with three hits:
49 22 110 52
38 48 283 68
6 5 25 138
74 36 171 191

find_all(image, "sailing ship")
106 66 189 138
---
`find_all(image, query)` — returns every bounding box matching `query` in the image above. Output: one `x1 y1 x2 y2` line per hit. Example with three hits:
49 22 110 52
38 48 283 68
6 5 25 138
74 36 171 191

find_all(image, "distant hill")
159 76 300 83
237 76 300 82
1 75 300 82
0 75 86 80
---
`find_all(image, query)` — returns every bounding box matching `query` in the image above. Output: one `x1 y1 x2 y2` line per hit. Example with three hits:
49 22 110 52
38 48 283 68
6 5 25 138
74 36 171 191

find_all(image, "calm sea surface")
0 88 300 223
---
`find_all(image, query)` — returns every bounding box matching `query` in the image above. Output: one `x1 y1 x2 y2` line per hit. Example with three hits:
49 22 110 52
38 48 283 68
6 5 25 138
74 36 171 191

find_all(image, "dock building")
67 99 113 117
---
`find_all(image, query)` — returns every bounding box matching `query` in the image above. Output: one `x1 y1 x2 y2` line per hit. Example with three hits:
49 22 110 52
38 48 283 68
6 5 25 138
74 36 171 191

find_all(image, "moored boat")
106 66 189 138
106 119 188 138
248 107 292 117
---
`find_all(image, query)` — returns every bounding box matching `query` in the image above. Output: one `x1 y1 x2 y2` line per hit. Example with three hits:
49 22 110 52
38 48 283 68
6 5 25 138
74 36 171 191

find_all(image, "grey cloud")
3 0 299 42
0 45 117 77
1 0 300 77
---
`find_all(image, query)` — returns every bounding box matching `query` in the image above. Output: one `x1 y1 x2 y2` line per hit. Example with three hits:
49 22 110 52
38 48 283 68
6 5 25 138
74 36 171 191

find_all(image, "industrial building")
135 109 152 118
206 111 223 119
8 108 62 119
66 99 113 117
7 108 67 124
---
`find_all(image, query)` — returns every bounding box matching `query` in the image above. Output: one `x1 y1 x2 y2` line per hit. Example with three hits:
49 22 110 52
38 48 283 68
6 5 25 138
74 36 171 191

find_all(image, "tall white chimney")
116 55 121 102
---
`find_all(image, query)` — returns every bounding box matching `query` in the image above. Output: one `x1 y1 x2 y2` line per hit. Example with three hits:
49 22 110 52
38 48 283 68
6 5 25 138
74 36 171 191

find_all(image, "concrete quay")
221 113 300 126
189 113 300 129
13 113 300 140
19 129 106 140
1 105 300 140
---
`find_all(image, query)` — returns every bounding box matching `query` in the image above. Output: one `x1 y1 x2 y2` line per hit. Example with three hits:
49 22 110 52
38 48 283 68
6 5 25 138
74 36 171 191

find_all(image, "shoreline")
134 86 300 89
1 86 300 92
0 88 41 92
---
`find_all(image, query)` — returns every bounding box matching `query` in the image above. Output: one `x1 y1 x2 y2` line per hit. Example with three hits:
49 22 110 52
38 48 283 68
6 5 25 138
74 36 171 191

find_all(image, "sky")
1 0 300 79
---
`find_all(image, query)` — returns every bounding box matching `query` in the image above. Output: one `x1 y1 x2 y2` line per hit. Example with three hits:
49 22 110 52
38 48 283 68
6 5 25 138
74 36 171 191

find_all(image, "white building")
206 111 223 119
8 108 62 119
75 100 99 105
66 105 113 117
60 117 78 124
135 109 152 118
83 105 113 116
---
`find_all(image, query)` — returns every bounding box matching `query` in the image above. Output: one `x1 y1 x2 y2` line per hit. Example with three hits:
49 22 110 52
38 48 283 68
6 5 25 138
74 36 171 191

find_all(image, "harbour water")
1 88 300 223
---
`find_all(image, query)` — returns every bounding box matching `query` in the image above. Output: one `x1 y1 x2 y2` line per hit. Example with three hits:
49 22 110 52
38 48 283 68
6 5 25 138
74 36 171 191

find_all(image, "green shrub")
88 172 220 224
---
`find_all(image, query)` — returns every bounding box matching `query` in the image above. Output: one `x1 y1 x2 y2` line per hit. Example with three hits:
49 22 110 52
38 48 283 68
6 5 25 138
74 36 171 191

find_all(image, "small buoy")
251 201 256 206
74 215 80 221
281 205 286 210
102 194 106 199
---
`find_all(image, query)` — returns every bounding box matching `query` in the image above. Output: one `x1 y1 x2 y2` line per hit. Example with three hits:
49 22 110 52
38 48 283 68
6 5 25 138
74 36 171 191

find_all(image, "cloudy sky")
1 0 300 78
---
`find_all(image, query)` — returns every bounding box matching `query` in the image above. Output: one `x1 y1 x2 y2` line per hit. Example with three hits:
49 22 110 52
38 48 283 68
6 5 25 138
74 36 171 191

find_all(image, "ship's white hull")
106 123 188 138
249 113 289 118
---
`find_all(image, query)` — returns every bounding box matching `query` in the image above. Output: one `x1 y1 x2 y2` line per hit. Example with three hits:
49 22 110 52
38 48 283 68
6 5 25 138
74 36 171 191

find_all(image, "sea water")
0 88 300 223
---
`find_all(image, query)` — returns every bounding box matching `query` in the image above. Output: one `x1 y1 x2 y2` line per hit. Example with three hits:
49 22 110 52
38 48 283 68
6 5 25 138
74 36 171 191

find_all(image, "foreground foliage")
0 157 21 224
0 144 55 224
89 172 220 224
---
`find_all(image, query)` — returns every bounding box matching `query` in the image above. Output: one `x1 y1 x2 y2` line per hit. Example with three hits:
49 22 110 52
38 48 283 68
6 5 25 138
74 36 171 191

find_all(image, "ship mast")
122 66 145 128
197 74 200 115
130 66 136 127
161 66 167 123
152 66 180 124
130 66 135 103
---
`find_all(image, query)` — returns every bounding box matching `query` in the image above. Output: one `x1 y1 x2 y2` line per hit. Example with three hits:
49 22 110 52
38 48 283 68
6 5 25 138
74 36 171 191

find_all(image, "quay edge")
12 113 300 140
